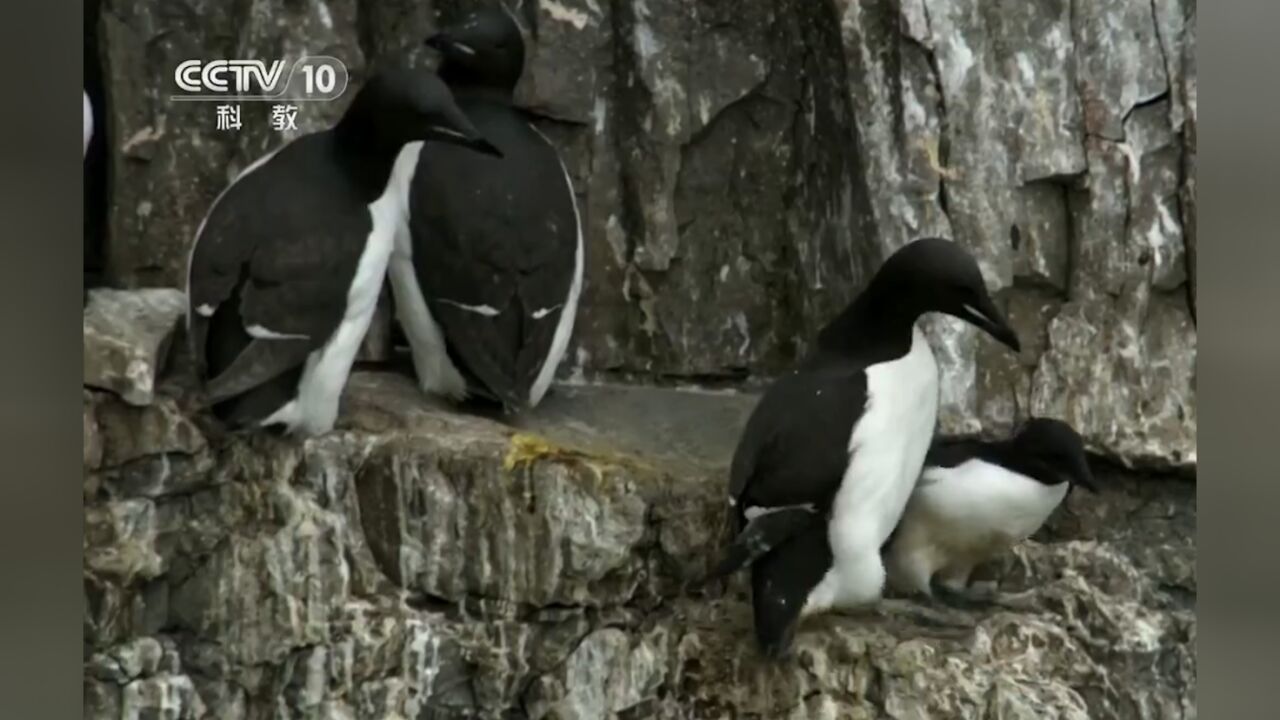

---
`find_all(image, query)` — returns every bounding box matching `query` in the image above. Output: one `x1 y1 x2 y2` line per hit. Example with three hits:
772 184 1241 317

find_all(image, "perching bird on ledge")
708 238 1022 657
883 417 1097 607
388 5 583 413
186 66 501 437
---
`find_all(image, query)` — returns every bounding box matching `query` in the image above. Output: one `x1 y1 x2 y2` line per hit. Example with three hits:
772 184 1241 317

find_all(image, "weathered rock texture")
86 0 1198 715
83 288 186 406
91 0 1197 471
84 370 1194 720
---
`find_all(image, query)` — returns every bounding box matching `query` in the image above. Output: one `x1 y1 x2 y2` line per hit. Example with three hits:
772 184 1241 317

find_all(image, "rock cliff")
85 0 1196 717
84 290 1194 719
93 0 1195 468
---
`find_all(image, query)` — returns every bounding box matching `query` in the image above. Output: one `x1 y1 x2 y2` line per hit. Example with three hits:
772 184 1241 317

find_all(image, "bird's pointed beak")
961 294 1021 353
1073 454 1099 493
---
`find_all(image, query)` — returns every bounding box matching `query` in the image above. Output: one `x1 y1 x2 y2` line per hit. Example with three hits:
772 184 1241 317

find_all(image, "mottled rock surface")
83 288 186 406
87 0 1198 715
84 371 1195 719
91 0 1197 470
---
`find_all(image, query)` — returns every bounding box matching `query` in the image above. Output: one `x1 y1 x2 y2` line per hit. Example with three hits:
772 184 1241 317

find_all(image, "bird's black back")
407 95 578 408
188 132 375 423
922 424 1087 488
728 359 869 524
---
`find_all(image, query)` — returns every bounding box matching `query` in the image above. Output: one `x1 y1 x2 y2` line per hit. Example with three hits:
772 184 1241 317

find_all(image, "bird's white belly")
383 142 468 401
886 461 1069 592
261 184 401 435
919 461 1069 545
805 325 939 614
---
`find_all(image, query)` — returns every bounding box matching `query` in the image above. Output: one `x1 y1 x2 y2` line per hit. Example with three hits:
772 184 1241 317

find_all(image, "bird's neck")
331 108 404 202
439 64 518 102
814 276 921 363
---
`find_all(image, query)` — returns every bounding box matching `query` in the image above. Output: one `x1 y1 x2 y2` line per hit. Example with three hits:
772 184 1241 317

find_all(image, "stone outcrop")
83 288 186 406
84 369 1194 719
91 0 1197 470
85 0 1197 716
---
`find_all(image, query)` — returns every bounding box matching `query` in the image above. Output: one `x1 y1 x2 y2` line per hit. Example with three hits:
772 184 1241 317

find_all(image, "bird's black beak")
425 32 476 59
1072 454 1099 493
961 294 1021 353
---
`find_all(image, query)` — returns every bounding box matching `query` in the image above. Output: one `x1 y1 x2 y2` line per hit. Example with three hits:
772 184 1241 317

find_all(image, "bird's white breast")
383 141 469 401
807 326 938 613
262 174 402 435
831 325 940 550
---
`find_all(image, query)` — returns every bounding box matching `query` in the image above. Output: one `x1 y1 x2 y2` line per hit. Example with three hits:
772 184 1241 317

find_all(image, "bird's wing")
702 505 820 584
408 112 578 408
923 437 987 469
727 365 869 515
712 366 865 584
190 156 366 403
510 124 581 397
187 145 291 364
188 186 260 370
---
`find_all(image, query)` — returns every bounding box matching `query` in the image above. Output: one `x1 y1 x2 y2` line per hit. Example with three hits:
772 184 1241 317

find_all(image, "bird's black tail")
751 520 834 659
698 505 819 587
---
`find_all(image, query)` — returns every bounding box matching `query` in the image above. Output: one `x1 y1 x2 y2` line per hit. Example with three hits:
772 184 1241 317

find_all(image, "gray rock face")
88 0 1198 714
84 372 1194 719
832 0 1196 466
93 0 1196 471
84 288 186 406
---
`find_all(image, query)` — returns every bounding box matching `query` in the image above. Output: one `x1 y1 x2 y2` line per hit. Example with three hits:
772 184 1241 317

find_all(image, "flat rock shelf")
84 370 1194 720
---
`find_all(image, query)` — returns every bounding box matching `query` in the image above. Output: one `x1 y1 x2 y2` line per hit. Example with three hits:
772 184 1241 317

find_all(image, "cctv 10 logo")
171 56 348 102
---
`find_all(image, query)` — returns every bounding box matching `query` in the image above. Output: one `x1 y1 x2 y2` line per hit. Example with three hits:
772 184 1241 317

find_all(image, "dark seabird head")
1009 417 1097 492
426 5 525 93
821 237 1021 355
340 65 503 157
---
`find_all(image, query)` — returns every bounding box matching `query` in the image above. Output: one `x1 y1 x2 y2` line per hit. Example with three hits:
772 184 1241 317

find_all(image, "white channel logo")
171 56 348 102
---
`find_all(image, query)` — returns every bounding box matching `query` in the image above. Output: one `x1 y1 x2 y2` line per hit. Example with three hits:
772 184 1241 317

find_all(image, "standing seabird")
708 238 1023 657
186 66 501 436
883 417 1096 605
83 91 93 158
83 88 96 307
388 5 583 411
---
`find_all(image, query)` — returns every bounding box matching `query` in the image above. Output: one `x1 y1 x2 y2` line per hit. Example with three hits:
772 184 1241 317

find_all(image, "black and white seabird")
83 90 92 158
85 2 110 301
186 66 501 436
387 5 583 411
708 238 1023 657
883 417 1096 605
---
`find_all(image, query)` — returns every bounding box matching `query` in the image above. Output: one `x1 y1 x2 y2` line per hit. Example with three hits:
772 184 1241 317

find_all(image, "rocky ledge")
83 294 1195 720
